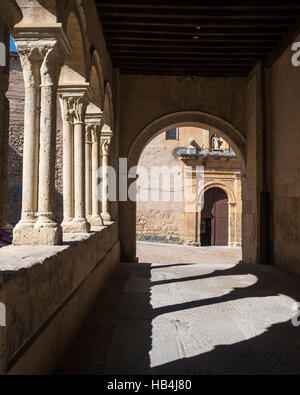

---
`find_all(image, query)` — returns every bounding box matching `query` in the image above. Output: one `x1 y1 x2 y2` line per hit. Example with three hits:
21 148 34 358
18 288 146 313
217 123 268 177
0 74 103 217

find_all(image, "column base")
13 221 62 245
101 212 111 224
62 219 90 233
88 215 104 226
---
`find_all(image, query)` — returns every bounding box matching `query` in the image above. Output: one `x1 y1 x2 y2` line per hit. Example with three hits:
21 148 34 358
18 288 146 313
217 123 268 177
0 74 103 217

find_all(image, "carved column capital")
100 136 112 156
58 85 91 125
13 25 71 88
85 124 93 144
59 95 74 124
85 112 104 144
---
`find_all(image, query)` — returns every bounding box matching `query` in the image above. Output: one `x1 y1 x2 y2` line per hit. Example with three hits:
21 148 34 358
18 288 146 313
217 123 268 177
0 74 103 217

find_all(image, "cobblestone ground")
56 242 300 375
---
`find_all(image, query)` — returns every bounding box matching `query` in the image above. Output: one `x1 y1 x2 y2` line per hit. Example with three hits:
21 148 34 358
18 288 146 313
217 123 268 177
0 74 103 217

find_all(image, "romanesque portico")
0 0 299 376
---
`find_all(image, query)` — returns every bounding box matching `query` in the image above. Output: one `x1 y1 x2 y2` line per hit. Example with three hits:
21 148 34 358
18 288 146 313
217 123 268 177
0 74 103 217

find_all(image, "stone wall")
0 223 120 374
6 53 24 227
0 22 9 229
242 64 264 265
270 34 300 275
136 128 242 246
119 75 247 260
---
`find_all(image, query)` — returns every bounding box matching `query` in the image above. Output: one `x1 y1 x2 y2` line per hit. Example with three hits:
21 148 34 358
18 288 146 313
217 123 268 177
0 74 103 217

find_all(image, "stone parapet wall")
137 210 185 245
0 222 119 374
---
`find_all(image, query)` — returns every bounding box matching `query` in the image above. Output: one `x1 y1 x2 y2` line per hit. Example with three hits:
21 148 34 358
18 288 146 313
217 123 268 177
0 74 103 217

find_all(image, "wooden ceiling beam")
112 54 260 60
107 42 275 49
110 48 270 55
104 27 288 36
98 10 299 19
113 59 253 66
101 18 292 28
106 35 280 43
97 0 300 10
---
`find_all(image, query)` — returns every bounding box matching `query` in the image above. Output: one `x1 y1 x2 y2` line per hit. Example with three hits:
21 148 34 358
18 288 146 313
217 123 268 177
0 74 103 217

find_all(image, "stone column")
100 130 112 224
73 94 90 233
35 45 63 244
13 50 40 232
12 27 70 245
87 115 104 227
58 85 91 233
85 125 92 220
59 94 74 232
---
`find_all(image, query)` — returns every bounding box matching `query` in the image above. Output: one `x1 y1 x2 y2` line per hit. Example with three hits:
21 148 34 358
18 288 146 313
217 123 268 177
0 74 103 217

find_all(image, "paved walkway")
56 243 300 375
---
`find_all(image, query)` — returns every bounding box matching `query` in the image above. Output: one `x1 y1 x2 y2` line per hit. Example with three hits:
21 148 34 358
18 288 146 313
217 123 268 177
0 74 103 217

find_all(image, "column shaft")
92 136 100 217
73 120 90 232
37 85 56 222
101 135 112 224
63 120 73 221
21 83 39 222
85 138 92 218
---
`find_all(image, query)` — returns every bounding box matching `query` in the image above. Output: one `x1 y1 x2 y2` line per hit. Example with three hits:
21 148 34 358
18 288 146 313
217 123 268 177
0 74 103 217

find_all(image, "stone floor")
56 242 300 375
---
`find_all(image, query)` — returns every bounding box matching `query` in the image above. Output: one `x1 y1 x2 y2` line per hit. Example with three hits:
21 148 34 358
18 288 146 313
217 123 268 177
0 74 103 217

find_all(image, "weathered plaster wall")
0 223 119 374
270 34 300 275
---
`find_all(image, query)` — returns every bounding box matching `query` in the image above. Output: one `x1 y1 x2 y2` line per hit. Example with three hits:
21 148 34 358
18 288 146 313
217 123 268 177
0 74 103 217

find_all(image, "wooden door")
201 187 228 246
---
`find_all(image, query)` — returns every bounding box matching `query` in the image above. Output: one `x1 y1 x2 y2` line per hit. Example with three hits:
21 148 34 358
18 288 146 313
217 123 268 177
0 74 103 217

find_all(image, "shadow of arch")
128 111 246 173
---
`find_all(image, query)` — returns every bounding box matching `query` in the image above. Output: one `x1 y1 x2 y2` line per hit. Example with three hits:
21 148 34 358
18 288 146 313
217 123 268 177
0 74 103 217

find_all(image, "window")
165 128 178 140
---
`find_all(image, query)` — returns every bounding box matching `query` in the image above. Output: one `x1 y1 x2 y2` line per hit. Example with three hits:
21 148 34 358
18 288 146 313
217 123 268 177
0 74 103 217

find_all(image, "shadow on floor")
55 261 300 375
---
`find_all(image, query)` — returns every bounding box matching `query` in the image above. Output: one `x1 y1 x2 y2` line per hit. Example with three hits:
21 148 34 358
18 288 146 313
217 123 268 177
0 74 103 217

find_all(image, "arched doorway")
201 187 229 246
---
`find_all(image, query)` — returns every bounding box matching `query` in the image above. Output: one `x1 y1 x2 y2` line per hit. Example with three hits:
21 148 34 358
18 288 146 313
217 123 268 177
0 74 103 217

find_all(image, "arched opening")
121 111 245 263
201 187 229 247
135 125 242 260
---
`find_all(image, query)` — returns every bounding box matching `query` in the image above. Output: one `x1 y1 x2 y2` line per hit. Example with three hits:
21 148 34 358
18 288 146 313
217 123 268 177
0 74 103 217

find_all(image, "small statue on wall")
211 134 223 150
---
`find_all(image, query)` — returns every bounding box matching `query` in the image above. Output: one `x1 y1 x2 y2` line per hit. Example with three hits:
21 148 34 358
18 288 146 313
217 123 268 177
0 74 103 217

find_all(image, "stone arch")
15 0 56 23
59 11 88 84
87 63 103 115
1 0 22 28
199 182 236 205
88 50 104 111
103 82 114 130
198 184 239 247
128 111 246 173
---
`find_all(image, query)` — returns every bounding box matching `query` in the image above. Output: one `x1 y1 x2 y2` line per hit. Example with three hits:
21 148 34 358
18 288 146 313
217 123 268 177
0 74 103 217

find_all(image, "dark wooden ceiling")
96 0 300 76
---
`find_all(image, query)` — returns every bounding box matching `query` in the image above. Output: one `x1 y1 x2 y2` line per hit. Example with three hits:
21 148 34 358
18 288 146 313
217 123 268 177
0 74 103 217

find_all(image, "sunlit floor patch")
56 245 300 375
